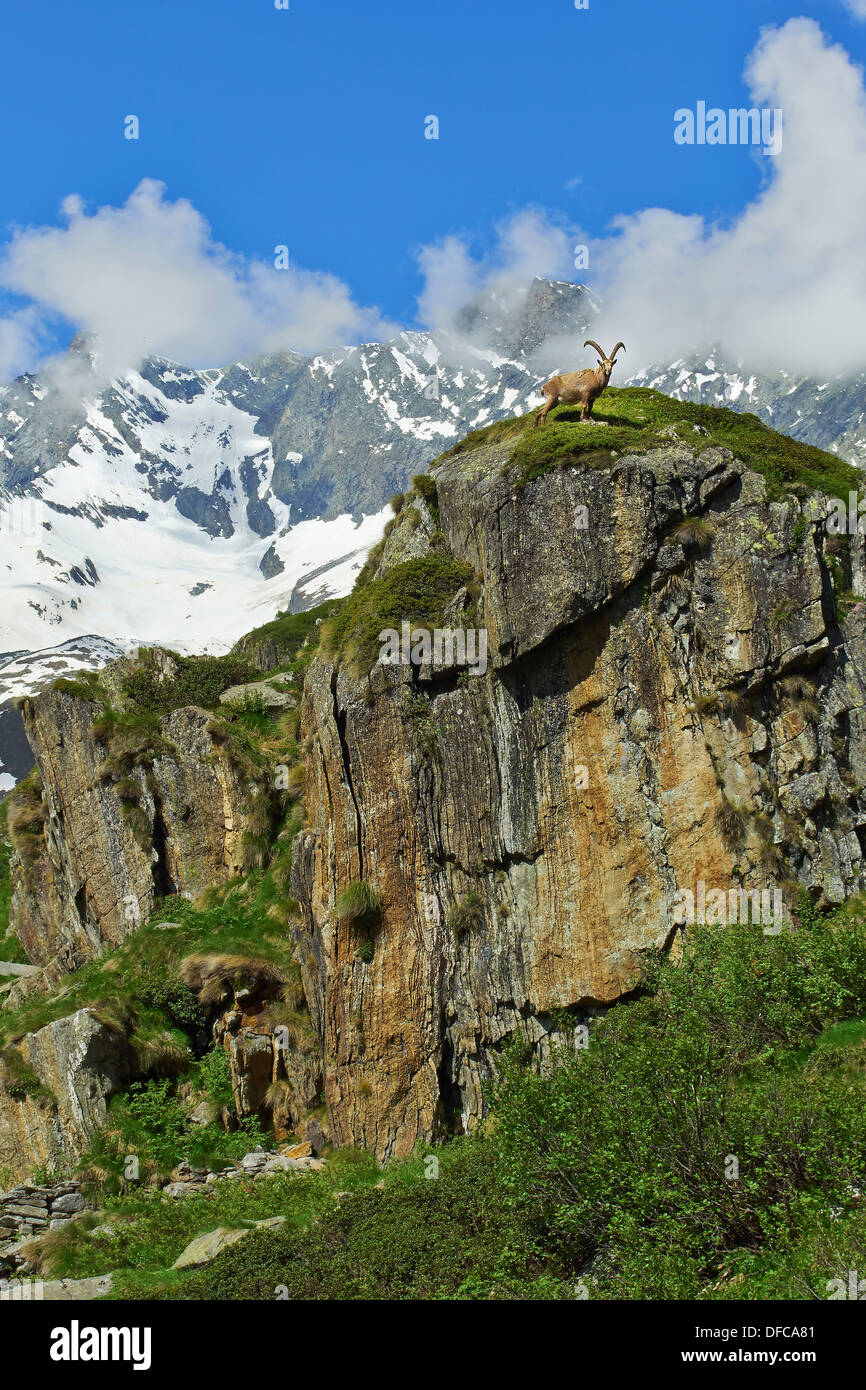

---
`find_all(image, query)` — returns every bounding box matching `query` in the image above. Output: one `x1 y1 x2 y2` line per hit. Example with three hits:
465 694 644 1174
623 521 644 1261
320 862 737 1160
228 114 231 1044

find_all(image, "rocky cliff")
290 393 866 1159
3 388 865 1173
0 1009 129 1182
6 666 272 991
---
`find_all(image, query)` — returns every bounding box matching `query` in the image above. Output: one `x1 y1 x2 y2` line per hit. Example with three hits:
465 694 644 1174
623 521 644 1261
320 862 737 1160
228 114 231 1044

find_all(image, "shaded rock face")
0 1089 74 1188
292 441 866 1160
0 1010 129 1182
215 1005 322 1144
6 692 269 981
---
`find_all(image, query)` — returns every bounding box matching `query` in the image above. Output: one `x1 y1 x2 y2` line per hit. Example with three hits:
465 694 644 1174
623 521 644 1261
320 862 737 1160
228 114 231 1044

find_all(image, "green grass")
232 598 344 684
27 1148 382 1284
53 605 335 717
433 387 860 503
0 772 311 1173
446 893 485 938
119 650 260 717
325 553 474 670
79 1073 271 1186
335 879 382 927
0 878 301 1055
0 799 27 962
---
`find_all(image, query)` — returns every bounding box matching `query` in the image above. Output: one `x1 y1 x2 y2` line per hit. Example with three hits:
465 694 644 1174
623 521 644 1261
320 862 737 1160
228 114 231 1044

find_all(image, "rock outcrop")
291 435 866 1159
0 1010 130 1182
6 689 270 982
172 1216 286 1270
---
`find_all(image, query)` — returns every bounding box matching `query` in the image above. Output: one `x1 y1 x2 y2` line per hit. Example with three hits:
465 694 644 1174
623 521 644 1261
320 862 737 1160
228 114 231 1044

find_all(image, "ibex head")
584 340 626 378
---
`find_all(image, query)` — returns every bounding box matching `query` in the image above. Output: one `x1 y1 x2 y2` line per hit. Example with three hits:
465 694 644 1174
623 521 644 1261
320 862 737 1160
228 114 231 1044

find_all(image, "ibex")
534 340 626 428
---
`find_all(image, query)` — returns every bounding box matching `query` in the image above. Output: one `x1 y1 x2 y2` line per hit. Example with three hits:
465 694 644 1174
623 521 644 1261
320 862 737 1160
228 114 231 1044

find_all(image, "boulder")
172 1216 286 1270
219 681 297 711
0 1010 130 1182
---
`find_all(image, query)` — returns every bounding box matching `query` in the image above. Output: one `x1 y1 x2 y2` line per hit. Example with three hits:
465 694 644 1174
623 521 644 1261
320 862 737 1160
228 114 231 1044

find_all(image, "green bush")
446 893 485 938
196 1046 235 1111
229 689 275 735
136 969 208 1037
160 1142 551 1301
0 801 28 961
336 879 382 929
121 652 258 715
35 1150 382 1283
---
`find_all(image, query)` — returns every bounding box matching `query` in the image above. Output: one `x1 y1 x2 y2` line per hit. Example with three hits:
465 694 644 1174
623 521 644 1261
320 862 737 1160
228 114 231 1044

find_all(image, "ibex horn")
584 340 606 358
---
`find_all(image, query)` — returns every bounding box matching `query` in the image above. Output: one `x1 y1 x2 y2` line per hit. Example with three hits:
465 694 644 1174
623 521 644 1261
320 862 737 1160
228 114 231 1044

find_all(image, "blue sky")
1 0 864 374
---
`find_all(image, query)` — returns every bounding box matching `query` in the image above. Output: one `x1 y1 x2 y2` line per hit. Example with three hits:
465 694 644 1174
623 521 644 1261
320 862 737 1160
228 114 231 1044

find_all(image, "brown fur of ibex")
534 340 626 428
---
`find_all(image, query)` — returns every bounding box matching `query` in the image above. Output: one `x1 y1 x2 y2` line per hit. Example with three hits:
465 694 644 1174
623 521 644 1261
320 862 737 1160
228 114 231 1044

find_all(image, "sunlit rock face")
292 437 866 1160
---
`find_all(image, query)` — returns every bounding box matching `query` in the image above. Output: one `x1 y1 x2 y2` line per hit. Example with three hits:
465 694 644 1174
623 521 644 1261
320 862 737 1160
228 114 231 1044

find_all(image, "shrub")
121 651 258 716
327 555 473 670
336 880 383 930
6 770 47 866
196 1046 235 1111
136 969 208 1037
0 1046 53 1102
715 793 749 848
230 690 275 734
446 893 485 938
674 516 715 551
121 901 866 1302
412 473 439 519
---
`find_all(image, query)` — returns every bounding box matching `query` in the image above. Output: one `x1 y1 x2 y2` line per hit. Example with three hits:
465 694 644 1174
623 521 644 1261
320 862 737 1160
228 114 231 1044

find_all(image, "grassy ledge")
324 554 474 671
432 386 860 502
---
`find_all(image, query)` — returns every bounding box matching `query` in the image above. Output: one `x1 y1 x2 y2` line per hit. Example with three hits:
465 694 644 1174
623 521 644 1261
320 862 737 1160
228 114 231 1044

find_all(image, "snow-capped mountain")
634 354 866 469
0 637 124 792
0 279 595 658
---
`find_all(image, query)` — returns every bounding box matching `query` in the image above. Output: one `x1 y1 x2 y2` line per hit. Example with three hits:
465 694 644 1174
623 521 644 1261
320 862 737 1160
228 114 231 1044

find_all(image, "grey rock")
50 1192 85 1214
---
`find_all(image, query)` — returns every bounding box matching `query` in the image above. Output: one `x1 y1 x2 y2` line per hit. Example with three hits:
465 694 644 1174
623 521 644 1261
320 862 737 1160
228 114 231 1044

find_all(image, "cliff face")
3 394 866 1174
291 434 866 1160
7 687 270 988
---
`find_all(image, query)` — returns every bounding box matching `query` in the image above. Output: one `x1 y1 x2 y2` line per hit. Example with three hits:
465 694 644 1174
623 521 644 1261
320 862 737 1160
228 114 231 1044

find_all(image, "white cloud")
0 306 41 383
416 209 577 335
843 0 866 20
0 179 394 383
416 18 866 380
587 18 866 376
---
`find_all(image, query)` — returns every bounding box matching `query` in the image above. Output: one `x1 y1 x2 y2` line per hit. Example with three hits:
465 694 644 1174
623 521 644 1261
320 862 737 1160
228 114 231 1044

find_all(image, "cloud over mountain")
0 180 395 384
420 19 866 379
